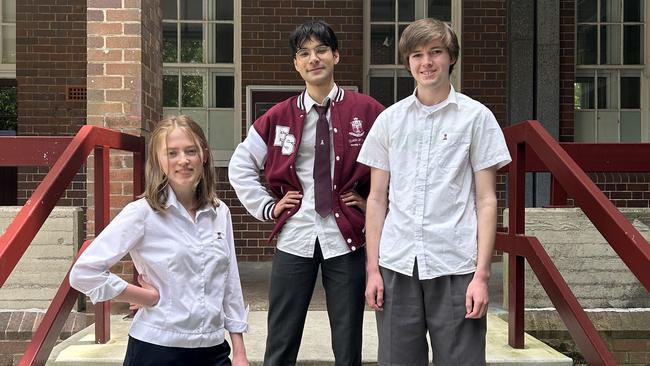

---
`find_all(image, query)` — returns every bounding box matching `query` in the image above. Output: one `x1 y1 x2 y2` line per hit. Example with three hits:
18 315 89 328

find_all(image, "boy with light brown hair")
358 18 511 365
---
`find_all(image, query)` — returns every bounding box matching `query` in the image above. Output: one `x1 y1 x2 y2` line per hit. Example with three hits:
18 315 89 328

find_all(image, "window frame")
162 0 241 167
0 0 16 79
574 0 649 142
363 0 462 106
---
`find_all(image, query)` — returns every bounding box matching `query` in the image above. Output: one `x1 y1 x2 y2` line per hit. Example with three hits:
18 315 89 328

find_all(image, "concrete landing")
46 312 572 365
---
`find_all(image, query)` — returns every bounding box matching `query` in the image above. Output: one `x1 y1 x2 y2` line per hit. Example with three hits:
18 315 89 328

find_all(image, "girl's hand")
128 274 160 310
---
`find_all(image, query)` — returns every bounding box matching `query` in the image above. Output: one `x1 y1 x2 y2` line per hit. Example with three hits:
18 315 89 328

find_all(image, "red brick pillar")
86 0 161 300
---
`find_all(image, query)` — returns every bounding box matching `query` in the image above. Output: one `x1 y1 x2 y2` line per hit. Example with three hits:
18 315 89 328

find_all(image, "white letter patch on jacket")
274 125 290 146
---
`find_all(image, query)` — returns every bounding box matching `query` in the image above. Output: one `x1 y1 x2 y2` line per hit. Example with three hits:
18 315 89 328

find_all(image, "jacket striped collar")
296 84 345 111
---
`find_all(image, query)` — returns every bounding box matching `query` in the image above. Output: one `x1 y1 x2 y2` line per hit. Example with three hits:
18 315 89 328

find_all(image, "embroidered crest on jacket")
348 117 365 137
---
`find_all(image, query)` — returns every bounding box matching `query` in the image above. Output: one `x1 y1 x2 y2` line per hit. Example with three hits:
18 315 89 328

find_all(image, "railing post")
548 175 569 207
94 145 111 343
508 141 526 348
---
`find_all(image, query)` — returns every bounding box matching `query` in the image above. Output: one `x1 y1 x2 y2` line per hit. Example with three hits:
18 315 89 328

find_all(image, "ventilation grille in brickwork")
67 86 87 101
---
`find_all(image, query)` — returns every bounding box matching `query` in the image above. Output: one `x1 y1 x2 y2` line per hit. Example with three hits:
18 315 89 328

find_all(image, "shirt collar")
164 185 217 215
409 84 459 113
298 83 343 111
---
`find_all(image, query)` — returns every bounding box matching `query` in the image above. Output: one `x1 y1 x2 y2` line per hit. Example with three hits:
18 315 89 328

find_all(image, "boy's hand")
465 276 489 318
365 270 384 311
341 190 366 213
273 191 303 218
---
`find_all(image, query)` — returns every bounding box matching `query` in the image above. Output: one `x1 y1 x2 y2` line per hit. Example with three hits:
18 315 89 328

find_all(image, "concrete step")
47 311 572 366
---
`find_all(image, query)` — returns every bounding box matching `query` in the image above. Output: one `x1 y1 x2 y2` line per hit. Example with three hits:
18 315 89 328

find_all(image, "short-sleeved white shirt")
357 86 511 279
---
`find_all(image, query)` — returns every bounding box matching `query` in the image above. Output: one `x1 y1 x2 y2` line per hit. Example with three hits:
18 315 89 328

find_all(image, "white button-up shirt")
357 86 511 279
69 188 248 348
275 85 350 259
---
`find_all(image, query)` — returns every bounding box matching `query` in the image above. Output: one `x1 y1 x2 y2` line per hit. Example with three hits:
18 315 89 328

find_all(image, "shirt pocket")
436 132 470 169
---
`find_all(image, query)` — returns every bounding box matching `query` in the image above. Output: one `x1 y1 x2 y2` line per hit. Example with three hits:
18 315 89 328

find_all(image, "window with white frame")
574 0 647 142
162 0 239 165
0 0 16 78
364 0 461 107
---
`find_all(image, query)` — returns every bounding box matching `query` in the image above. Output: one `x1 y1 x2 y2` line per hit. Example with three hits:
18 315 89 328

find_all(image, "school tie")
313 102 332 218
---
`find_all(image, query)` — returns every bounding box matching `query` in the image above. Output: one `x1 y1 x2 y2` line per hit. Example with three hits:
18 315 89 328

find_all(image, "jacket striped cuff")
263 201 276 221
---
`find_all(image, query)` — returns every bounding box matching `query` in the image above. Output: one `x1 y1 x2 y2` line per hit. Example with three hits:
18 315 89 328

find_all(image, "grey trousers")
263 243 366 366
376 265 487 366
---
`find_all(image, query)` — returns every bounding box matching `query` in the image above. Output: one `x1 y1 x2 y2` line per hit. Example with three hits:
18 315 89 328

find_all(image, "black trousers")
263 242 366 366
123 336 231 366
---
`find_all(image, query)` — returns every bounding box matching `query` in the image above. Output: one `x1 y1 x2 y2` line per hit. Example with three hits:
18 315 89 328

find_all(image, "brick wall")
15 0 87 208
0 311 87 366
590 173 650 208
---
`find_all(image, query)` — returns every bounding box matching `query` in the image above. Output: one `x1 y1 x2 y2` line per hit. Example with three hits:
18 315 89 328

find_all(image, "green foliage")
0 86 17 131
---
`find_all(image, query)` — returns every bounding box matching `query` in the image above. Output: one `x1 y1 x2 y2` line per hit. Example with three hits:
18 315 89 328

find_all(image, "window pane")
182 75 204 107
213 0 233 20
600 25 621 65
181 23 203 63
214 75 234 108
180 0 202 20
162 0 177 20
575 77 595 109
397 77 414 101
600 0 621 22
163 23 178 63
596 111 619 142
370 77 394 107
2 25 15 63
577 25 597 64
371 25 395 65
624 0 643 22
575 111 596 141
3 0 16 22
620 111 641 142
428 0 451 22
577 0 597 22
371 0 395 22
397 24 408 66
597 72 618 109
623 25 643 64
163 74 179 107
209 110 235 149
0 85 17 131
398 0 414 21
620 76 640 109
215 24 234 63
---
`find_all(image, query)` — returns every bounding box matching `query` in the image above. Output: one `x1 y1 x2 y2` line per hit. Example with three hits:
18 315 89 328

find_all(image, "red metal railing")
498 120 650 365
0 126 145 366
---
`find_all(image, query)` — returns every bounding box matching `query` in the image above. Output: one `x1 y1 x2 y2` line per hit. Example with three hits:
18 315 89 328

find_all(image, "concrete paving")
46 261 572 365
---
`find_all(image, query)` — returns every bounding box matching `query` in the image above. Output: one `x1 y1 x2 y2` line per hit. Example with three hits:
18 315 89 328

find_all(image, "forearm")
475 194 497 280
229 332 247 358
114 283 158 307
365 193 388 273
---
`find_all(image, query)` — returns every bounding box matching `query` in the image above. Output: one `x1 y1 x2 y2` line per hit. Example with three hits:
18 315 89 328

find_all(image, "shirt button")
351 246 356 251
333 184 337 190
335 156 340 161
334 212 340 218
347 238 352 244
333 128 338 133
